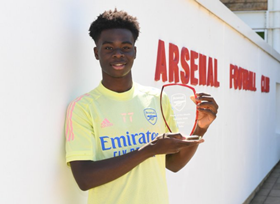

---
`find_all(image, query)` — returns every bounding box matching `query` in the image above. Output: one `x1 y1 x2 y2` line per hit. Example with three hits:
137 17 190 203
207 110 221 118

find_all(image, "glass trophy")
160 84 198 136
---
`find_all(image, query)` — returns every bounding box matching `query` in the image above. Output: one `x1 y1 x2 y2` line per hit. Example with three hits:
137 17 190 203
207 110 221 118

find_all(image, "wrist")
138 142 156 158
192 124 207 136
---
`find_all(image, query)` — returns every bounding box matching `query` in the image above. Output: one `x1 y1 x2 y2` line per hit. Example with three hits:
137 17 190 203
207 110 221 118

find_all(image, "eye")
122 46 132 51
104 46 113 50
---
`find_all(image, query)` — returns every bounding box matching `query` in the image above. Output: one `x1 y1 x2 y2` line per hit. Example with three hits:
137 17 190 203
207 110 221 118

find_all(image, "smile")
111 63 126 70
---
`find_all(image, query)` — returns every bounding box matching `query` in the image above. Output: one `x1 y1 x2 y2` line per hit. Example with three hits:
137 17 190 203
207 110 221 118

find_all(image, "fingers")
190 95 196 104
186 135 202 140
160 133 204 147
196 93 218 107
163 132 185 140
195 93 219 116
198 102 218 117
140 133 204 154
178 138 205 147
197 107 217 120
196 93 211 97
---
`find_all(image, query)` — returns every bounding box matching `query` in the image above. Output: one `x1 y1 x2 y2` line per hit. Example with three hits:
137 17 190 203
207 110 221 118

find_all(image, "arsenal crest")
144 108 157 125
171 93 186 111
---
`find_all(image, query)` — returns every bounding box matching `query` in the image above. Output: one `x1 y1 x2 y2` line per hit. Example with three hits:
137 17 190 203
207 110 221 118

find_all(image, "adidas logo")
101 118 113 128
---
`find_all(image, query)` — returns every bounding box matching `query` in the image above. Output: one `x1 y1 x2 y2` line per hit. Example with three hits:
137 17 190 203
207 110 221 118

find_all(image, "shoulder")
135 83 161 98
67 87 101 110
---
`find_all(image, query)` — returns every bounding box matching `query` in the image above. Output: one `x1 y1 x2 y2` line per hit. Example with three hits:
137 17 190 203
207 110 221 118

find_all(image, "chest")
89 96 165 159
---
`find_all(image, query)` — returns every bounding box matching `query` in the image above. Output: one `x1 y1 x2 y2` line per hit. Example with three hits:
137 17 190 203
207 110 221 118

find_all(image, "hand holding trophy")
139 84 218 152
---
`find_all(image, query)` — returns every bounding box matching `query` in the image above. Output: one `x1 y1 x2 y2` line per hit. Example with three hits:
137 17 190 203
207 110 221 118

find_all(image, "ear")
94 47 99 60
134 46 137 59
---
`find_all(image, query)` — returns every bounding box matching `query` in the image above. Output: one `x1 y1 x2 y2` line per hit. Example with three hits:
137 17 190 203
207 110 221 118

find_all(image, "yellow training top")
65 82 175 204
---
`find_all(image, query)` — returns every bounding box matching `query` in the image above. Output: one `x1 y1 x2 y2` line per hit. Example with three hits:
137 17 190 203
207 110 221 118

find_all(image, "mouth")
111 63 126 70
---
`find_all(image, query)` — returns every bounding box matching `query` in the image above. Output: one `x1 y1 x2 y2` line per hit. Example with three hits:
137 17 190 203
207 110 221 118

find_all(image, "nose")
112 48 124 58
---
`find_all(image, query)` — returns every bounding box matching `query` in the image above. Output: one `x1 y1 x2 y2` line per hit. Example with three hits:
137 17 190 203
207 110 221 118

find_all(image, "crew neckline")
97 82 136 101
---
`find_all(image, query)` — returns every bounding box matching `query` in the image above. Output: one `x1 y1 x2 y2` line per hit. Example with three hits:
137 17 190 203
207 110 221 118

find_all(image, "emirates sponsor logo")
101 118 113 128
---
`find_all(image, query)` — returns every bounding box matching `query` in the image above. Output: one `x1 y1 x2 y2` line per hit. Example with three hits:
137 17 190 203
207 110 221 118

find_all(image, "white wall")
0 0 279 204
232 0 280 54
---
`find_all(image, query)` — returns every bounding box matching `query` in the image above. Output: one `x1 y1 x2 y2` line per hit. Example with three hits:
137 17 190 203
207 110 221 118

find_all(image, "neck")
101 73 133 93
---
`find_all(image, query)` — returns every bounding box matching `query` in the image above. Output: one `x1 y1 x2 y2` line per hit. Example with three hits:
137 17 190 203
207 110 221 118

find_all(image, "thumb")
190 95 196 104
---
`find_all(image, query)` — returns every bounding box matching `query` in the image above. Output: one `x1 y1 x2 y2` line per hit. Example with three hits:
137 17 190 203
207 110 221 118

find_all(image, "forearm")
71 147 154 190
165 93 218 172
165 125 206 172
166 145 198 172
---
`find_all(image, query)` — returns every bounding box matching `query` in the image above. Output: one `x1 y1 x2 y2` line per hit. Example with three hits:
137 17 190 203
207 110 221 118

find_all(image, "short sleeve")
65 98 95 165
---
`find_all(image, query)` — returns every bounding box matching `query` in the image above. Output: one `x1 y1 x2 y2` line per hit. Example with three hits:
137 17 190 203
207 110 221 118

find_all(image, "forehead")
97 28 135 45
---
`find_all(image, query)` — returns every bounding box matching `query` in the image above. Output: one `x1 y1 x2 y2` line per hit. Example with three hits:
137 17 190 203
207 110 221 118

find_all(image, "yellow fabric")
65 82 175 204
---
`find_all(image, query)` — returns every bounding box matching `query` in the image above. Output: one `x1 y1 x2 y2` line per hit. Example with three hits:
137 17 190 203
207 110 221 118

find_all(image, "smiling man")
65 9 218 204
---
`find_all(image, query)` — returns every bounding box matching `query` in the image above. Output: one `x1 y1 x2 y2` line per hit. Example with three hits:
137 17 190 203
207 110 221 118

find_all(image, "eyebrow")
102 41 133 45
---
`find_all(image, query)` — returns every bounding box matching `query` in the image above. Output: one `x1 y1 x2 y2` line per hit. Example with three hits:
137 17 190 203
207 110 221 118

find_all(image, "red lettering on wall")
234 66 239 89
248 71 253 91
169 43 180 83
230 64 235 89
207 57 214 86
243 69 248 90
154 40 269 94
180 47 190 84
261 75 270 93
266 76 270 92
154 40 167 82
237 67 244 90
229 64 257 92
253 72 257 91
154 39 219 87
199 54 207 86
248 71 257 91
190 50 198 86
214 59 220 87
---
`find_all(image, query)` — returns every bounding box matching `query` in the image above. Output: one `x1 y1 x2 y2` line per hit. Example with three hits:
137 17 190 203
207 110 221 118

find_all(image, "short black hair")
89 9 140 43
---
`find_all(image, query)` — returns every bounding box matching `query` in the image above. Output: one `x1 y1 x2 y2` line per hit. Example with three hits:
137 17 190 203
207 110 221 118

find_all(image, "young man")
65 9 218 204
